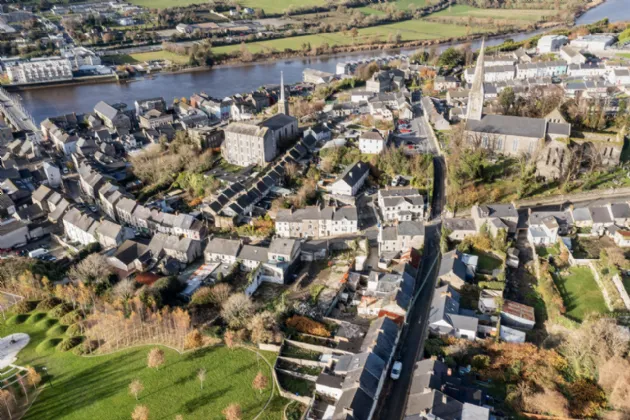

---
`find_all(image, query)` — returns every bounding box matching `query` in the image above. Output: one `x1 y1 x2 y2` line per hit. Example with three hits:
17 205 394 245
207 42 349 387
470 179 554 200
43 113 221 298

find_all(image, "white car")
390 361 402 380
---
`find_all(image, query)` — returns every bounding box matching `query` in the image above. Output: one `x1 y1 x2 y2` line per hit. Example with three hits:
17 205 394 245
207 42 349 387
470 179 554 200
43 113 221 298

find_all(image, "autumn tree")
224 330 240 350
197 368 207 390
147 348 165 370
0 389 15 420
184 330 204 350
26 366 41 388
248 311 279 344
221 294 255 329
222 403 242 420
209 283 231 304
129 379 144 401
132 404 150 420
252 371 269 395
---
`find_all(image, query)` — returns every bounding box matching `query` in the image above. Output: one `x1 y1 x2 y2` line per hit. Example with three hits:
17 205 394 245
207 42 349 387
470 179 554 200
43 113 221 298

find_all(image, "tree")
221 293 255 329
184 330 204 350
209 283 231 304
0 389 15 420
129 379 144 401
252 371 268 395
147 348 165 370
239 43 253 62
222 403 242 420
224 330 239 350
132 404 149 420
248 311 278 344
438 47 464 68
68 253 111 284
197 368 207 390
26 366 41 388
499 87 516 115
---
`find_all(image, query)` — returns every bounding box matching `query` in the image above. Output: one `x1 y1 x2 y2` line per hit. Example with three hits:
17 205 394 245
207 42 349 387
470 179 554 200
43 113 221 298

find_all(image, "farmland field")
104 50 190 65
127 0 211 9
238 0 328 14
0 310 284 420
430 5 559 23
214 19 489 55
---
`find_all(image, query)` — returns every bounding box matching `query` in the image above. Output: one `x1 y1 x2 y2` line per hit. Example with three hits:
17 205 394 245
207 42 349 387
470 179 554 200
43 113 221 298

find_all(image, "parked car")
391 361 403 380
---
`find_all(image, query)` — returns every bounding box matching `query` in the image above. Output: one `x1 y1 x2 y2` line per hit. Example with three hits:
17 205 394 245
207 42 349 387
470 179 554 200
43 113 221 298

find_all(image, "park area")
0 309 283 420
553 266 609 322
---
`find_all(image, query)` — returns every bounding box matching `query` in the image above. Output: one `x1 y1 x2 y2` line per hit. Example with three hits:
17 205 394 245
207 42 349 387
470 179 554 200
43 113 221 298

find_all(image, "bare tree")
252 371 269 396
222 403 242 420
129 379 144 401
147 348 165 370
68 254 112 284
221 294 255 329
26 366 41 388
224 330 238 350
132 404 150 420
197 368 207 390
184 330 203 350
113 279 136 302
209 283 231 305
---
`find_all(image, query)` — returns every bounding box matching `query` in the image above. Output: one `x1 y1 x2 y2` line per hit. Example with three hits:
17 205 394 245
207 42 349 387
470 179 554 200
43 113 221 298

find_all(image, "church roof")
466 114 547 139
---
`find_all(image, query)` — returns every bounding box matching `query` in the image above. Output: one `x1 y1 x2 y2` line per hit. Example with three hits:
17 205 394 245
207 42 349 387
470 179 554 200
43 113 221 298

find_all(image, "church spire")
278 71 289 115
466 38 485 121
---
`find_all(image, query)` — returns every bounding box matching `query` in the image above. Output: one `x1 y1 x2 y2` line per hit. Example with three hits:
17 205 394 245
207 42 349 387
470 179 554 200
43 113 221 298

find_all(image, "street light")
41 367 53 388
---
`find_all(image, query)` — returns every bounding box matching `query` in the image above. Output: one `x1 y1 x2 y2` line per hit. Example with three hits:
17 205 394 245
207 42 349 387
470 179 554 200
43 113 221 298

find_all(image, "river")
17 0 627 123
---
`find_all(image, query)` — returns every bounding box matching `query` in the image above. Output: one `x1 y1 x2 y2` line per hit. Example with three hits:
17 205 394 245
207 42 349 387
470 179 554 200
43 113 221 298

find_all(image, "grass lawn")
431 4 558 22
0 311 284 420
571 236 615 260
469 250 503 272
536 243 560 258
356 6 386 16
214 20 488 55
554 266 609 322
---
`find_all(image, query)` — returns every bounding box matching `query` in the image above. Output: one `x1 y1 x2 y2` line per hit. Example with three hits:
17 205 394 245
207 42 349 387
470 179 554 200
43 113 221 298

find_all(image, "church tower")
278 71 289 116
466 38 485 121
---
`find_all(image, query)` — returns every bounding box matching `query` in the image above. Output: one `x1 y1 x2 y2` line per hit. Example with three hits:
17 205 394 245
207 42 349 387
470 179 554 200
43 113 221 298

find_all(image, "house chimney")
442 394 448 404
447 368 452 376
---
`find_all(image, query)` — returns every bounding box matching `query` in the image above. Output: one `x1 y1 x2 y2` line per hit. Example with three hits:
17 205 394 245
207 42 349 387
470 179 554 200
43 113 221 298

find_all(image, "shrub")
36 338 62 353
151 276 183 303
46 324 67 337
72 340 98 356
478 281 506 291
49 303 73 318
56 336 84 352
65 323 83 337
60 310 84 326
13 300 37 314
36 297 62 311
6 314 28 325
26 312 47 324
286 315 331 338
37 318 58 329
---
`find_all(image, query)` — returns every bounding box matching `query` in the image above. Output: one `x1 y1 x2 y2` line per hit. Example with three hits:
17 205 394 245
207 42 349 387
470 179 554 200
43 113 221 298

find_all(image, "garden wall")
612 275 630 310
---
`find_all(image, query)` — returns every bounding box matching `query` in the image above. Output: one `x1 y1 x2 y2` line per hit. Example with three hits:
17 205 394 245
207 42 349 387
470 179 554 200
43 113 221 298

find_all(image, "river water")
17 0 627 123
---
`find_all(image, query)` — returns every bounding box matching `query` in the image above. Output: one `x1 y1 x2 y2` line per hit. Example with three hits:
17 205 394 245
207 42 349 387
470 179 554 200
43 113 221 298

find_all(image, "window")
482 135 488 148
496 138 503 151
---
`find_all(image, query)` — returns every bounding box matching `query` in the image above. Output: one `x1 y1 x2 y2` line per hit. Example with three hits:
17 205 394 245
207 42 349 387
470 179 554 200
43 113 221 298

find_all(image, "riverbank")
3 74 117 92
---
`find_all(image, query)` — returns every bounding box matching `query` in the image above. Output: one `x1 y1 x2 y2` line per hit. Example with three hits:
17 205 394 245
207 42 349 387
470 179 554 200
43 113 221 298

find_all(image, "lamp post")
41 367 53 388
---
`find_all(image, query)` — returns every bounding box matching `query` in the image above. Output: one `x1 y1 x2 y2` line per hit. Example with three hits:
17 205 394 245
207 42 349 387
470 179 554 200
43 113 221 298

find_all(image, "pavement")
0 333 29 369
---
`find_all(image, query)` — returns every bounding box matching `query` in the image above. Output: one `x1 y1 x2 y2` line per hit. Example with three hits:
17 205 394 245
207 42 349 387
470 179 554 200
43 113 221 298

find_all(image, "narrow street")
375 153 447 420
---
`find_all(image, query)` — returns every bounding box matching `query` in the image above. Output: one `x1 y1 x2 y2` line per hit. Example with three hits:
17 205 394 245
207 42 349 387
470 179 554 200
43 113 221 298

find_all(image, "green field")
391 0 427 10
214 19 487 55
239 0 328 14
127 0 211 9
105 50 190 65
356 6 387 16
554 266 609 322
0 311 283 420
431 4 558 22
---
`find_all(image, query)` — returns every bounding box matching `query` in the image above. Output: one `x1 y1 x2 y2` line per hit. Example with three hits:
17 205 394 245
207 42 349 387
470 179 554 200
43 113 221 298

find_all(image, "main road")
375 155 446 420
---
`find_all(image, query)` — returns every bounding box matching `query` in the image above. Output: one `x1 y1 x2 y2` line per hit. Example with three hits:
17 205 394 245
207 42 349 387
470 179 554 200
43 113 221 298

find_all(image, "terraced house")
275 206 358 239
377 188 425 222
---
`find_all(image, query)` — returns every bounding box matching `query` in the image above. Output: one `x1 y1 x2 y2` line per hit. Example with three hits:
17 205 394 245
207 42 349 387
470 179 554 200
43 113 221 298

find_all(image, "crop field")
430 5 559 23
238 0 329 14
214 19 489 56
104 50 190 65
127 0 211 9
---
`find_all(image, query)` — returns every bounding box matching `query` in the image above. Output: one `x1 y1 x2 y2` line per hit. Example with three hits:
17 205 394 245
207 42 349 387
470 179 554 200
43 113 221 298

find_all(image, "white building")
62 46 101 69
275 206 358 239
359 131 387 154
570 34 616 51
537 35 568 53
0 219 28 249
222 123 276 167
6 58 73 84
43 161 61 188
330 161 370 196
377 188 425 222
62 208 100 246
559 46 587 65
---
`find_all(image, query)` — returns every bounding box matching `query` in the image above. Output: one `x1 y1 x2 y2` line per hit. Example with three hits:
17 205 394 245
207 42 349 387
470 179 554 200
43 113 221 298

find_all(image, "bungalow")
571 206 593 228
590 206 614 235
330 161 370 197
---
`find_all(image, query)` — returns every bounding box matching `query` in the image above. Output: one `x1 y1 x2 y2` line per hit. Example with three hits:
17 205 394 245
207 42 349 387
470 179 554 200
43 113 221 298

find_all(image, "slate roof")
438 251 467 282
360 317 398 361
237 244 268 263
259 113 296 130
590 206 613 224
610 203 630 219
111 239 149 265
466 114 547 139
443 218 476 232
96 220 122 240
268 238 298 256
94 101 119 121
276 206 358 222
336 161 370 188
